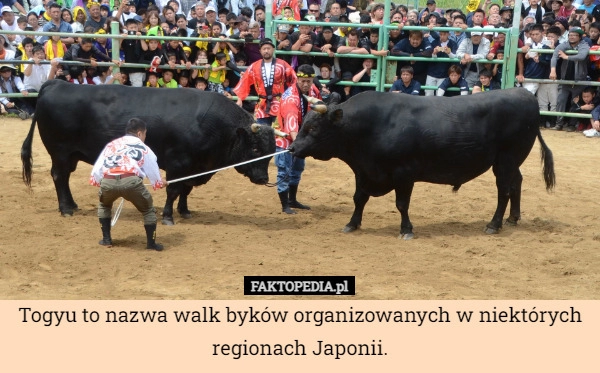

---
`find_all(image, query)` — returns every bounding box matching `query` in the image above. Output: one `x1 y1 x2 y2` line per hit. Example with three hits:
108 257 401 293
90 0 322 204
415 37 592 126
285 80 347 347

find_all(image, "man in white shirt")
23 45 54 92
0 64 35 118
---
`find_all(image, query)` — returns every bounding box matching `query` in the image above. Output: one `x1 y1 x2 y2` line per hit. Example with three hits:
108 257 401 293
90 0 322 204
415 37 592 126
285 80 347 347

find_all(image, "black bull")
290 88 556 238
21 80 276 225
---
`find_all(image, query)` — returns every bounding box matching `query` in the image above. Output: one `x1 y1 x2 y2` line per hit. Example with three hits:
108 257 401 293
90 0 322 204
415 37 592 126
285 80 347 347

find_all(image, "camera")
128 30 135 35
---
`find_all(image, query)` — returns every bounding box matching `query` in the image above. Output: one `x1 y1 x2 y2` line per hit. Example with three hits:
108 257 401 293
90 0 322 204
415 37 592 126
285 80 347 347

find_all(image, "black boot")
278 191 296 214
99 218 112 246
288 185 311 210
144 224 164 251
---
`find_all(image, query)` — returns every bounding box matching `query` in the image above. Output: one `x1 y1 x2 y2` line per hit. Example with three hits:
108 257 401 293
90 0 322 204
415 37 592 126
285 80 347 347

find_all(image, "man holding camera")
120 16 146 87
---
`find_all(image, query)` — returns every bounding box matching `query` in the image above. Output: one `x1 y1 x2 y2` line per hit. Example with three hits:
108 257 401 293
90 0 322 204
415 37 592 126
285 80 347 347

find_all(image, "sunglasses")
296 72 315 78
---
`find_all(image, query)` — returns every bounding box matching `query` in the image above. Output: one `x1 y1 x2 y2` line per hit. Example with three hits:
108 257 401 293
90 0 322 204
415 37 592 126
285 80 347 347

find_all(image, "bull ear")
329 108 343 125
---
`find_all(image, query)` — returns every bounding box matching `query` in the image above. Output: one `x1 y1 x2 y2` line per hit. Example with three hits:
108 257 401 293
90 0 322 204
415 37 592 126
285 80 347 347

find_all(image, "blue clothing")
275 146 305 193
523 44 552 79
437 77 469 97
427 39 459 78
40 21 73 43
390 79 421 95
391 38 433 76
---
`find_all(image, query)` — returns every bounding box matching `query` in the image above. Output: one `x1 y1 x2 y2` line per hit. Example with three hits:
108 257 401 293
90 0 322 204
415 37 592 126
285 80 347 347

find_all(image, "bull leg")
50 161 78 216
176 184 194 219
506 170 523 226
395 182 415 240
486 163 514 234
161 183 182 226
343 187 370 233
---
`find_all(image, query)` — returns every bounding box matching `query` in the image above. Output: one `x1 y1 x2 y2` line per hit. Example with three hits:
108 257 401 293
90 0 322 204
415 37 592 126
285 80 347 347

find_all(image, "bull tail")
21 115 37 188
537 129 556 192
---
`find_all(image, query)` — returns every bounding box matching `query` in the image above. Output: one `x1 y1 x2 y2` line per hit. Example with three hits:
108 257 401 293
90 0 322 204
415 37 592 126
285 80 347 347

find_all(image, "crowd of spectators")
1 0 600 136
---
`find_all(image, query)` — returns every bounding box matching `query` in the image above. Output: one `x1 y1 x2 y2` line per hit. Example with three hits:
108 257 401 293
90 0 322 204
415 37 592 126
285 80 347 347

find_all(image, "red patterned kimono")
275 83 321 149
233 58 297 119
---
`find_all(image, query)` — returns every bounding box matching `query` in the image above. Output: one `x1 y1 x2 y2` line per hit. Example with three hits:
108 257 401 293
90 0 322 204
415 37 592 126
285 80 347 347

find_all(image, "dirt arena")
1 116 599 300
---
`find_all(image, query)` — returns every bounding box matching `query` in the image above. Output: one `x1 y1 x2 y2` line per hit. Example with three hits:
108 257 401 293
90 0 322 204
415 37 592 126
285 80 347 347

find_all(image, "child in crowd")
437 65 469 96
390 66 421 95
195 77 208 90
566 86 598 132
146 72 160 87
158 69 178 88
472 69 500 94
207 52 231 96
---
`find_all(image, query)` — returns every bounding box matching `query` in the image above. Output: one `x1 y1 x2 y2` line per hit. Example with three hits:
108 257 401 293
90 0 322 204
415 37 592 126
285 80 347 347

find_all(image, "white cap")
470 26 483 36
1 6 13 13
483 25 495 35
205 5 216 12
348 11 361 24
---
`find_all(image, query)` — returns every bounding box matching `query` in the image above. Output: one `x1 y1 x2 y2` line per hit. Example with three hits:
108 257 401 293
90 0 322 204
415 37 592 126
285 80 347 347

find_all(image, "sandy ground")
1 116 599 300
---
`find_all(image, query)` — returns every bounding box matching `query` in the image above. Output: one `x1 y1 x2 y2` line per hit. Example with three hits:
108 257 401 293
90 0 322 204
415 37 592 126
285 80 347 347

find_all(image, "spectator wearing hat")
289 15 317 68
0 64 35 118
273 0 300 21
499 6 513 26
0 1 25 15
549 0 563 18
119 17 146 87
1 6 21 46
204 5 226 32
233 37 297 125
554 16 570 43
40 2 74 45
550 26 590 130
234 15 250 37
274 23 292 65
71 6 86 33
456 26 490 88
84 1 107 32
313 25 340 70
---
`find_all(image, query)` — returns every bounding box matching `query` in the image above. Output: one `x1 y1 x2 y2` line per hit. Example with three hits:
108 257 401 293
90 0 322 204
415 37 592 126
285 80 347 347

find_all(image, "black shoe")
144 224 164 251
99 218 112 246
278 191 297 215
288 185 311 210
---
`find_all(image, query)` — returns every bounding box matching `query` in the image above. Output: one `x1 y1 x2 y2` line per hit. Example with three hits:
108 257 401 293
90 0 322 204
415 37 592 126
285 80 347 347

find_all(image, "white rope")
166 150 288 185
110 150 287 226
111 197 125 227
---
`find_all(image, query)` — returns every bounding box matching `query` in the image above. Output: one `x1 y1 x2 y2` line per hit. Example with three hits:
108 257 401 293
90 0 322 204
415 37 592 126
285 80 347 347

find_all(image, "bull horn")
251 123 261 133
273 129 288 138
311 104 328 114
303 94 321 105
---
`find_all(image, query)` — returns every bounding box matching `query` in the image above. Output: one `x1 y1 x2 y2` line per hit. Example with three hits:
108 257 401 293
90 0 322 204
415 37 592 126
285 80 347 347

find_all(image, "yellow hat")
183 46 192 53
466 0 480 13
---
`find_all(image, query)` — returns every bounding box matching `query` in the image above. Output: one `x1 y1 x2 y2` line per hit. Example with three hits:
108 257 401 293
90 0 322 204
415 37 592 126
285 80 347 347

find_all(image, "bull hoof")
484 227 500 234
399 232 414 240
162 218 175 226
505 216 519 226
342 224 359 233
179 212 192 219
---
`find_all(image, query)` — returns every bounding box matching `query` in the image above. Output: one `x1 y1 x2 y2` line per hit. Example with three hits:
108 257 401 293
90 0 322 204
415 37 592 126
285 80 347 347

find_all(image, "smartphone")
575 9 585 14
